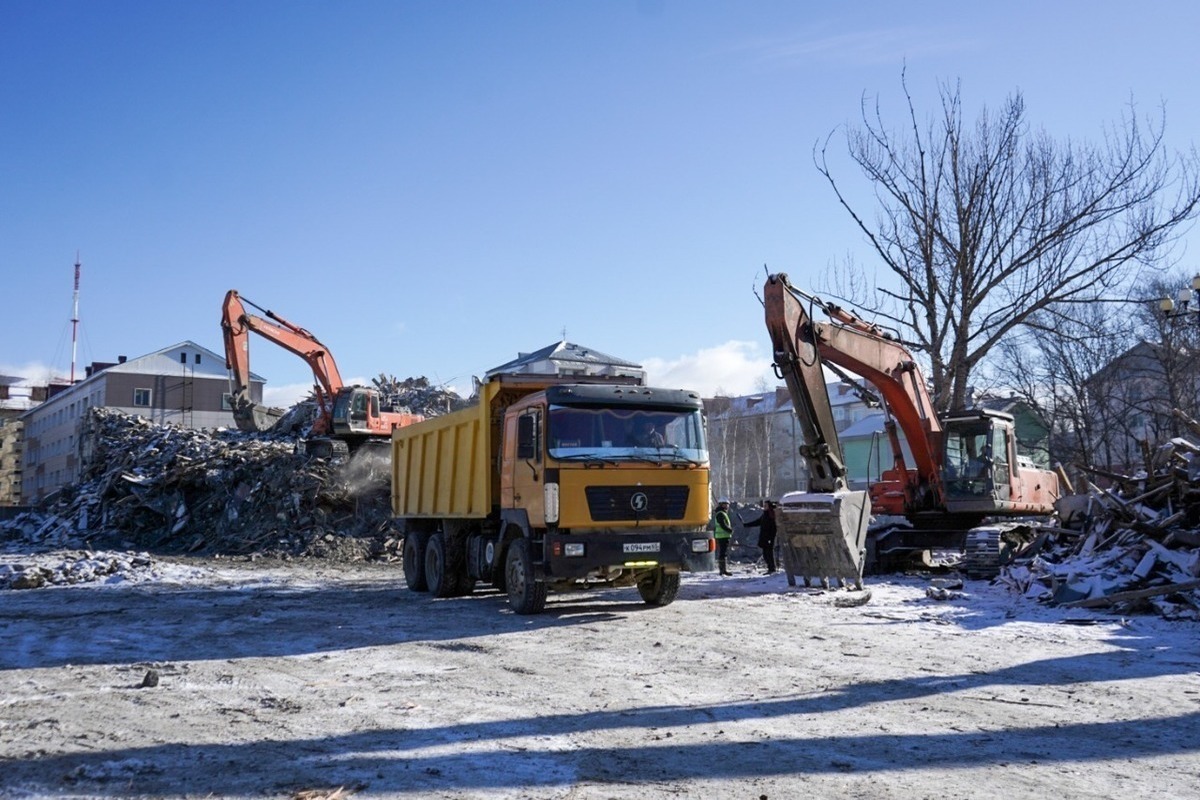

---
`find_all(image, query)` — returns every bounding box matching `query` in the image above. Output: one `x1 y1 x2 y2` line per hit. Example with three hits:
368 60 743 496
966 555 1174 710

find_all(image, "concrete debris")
998 433 1200 619
371 374 472 417
266 375 468 437
0 549 209 589
0 404 433 576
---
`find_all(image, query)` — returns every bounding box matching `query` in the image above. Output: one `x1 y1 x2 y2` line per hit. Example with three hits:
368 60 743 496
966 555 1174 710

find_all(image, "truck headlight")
692 538 714 553
564 542 585 557
544 482 559 524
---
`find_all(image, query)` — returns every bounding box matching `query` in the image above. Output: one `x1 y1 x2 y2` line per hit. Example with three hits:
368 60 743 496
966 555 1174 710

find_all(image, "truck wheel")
505 539 546 615
425 532 460 598
637 568 681 606
402 532 429 592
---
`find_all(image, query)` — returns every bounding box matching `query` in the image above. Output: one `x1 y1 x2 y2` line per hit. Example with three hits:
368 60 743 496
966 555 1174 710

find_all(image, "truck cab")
392 376 716 614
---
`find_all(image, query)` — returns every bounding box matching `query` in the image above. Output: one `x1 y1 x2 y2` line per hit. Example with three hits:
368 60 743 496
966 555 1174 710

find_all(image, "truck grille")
585 486 690 521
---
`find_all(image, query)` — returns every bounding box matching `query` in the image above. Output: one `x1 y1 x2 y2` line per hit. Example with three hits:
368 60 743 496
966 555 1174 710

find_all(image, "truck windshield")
547 405 708 463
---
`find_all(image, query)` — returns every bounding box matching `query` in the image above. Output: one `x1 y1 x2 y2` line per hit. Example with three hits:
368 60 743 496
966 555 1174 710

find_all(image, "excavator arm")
221 290 345 433
763 274 873 588
764 276 853 494
766 273 946 513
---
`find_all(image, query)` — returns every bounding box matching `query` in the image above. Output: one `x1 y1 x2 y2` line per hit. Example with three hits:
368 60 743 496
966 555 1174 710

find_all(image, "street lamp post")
1158 275 1200 320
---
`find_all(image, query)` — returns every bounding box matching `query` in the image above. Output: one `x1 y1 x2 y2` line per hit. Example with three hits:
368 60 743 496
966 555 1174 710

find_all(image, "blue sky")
3 1 1199 406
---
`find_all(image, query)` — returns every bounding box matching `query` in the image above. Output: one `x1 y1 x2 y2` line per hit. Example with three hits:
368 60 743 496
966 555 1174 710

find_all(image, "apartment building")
19 341 266 503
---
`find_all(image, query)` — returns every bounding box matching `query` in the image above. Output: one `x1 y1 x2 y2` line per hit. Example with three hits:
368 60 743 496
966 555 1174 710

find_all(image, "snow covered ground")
2 555 1199 799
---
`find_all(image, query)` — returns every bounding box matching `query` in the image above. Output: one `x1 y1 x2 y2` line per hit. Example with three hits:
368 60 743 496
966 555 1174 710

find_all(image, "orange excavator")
763 273 1060 586
221 290 422 459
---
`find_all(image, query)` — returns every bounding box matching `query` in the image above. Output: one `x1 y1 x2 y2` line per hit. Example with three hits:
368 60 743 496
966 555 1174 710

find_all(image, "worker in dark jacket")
742 499 778 573
713 498 734 576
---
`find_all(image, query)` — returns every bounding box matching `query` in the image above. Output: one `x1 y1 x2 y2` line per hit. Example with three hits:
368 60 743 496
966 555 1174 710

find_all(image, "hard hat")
717 497 730 505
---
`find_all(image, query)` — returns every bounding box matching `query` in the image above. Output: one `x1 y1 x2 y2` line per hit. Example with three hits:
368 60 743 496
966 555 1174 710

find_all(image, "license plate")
623 542 661 553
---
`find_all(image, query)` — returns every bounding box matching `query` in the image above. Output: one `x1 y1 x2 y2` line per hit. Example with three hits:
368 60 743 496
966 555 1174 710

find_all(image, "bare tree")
817 72 1200 412
1129 274 1200 441
995 271 1200 474
991 301 1137 470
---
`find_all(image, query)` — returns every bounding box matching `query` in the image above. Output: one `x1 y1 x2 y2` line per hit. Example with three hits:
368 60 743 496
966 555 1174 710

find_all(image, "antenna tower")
70 253 81 383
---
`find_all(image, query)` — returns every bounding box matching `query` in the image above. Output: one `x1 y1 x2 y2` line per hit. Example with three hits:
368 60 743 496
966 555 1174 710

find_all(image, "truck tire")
637 568 681 606
425 532 460 598
402 532 429 592
505 538 546 615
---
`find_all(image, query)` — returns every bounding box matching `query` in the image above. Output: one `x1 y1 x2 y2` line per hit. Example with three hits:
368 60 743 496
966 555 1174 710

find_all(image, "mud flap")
776 490 870 589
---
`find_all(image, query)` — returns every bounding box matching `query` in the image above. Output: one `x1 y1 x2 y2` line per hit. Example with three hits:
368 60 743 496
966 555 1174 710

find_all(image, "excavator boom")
220 290 424 455
221 290 345 433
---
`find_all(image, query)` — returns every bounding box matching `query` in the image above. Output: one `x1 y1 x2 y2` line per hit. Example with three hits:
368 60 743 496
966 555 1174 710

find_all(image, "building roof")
2 375 46 411
96 341 265 382
705 389 792 419
839 411 888 439
706 381 875 419
18 340 266 420
486 340 641 377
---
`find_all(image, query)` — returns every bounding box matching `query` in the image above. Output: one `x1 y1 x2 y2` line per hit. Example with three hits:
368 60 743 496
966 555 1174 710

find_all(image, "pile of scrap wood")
0 407 401 560
372 374 471 417
267 375 468 436
999 430 1200 619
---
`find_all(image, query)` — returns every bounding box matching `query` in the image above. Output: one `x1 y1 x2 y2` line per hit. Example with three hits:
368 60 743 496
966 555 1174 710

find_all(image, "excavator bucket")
230 396 285 433
775 489 870 589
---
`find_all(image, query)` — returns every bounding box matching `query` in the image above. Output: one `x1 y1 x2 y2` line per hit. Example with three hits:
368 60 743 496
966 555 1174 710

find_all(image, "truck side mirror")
517 414 538 461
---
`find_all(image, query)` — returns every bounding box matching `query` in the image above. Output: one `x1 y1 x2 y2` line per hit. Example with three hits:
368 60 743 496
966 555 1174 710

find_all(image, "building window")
221 393 234 411
180 352 187 364
134 388 152 407
195 353 201 365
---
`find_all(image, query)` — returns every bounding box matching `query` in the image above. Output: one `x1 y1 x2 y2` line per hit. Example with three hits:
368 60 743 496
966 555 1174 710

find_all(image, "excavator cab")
941 410 1016 512
331 387 380 435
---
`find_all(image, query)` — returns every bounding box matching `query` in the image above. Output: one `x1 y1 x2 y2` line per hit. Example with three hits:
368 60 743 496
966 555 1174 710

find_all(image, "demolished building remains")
999 415 1200 619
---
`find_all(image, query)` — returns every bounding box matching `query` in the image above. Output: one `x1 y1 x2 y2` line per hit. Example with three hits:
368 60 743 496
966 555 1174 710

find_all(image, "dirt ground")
2 555 1199 799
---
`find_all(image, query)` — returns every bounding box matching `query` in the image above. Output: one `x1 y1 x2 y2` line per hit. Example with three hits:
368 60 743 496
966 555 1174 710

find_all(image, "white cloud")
262 375 457 409
0 361 63 384
641 340 777 398
262 382 315 409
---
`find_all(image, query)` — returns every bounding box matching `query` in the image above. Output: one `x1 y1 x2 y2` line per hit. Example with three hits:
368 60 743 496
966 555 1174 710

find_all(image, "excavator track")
961 523 1041 579
961 526 1004 579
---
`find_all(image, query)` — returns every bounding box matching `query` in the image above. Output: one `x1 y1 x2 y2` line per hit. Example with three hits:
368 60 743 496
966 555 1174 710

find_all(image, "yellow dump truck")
391 373 715 613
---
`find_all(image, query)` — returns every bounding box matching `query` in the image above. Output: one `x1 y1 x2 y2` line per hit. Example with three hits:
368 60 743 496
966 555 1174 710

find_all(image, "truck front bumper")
544 531 716 579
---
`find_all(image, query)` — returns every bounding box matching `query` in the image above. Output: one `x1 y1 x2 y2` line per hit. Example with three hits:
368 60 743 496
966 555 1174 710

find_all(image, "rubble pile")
263 376 468 437
372 374 471 417
0 550 211 590
1000 435 1200 619
0 407 402 562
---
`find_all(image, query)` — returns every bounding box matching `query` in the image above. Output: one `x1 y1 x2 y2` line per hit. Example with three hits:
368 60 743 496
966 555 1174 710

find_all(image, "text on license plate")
623 542 661 553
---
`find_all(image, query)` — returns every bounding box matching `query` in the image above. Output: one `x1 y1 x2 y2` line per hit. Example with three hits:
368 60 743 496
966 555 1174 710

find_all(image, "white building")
20 341 266 503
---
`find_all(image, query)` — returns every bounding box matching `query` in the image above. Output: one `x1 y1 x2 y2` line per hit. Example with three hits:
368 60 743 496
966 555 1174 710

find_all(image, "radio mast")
70 253 81 383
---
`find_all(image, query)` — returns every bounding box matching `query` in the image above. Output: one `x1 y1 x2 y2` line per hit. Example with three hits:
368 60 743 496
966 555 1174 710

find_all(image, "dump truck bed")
391 397 493 519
